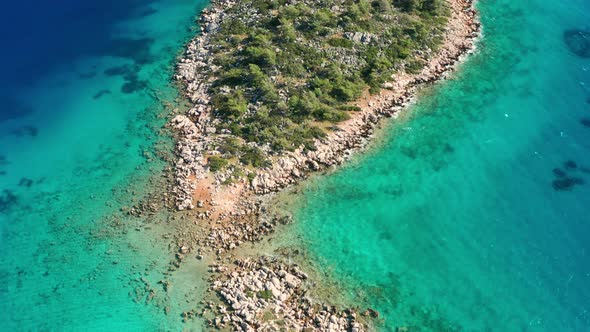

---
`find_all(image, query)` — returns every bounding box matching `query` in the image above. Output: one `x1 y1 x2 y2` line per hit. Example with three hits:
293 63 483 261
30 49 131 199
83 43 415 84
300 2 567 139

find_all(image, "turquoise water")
293 0 590 330
0 0 208 330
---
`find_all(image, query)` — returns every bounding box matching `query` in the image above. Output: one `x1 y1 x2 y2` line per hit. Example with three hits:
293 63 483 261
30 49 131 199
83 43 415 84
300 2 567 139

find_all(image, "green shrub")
213 90 248 119
201 0 449 165
208 156 228 172
331 79 362 102
218 137 241 155
218 68 248 86
221 19 247 34
313 107 350 122
337 105 362 112
258 290 273 300
327 37 354 48
244 46 277 67
406 59 425 74
247 172 256 183
240 146 271 168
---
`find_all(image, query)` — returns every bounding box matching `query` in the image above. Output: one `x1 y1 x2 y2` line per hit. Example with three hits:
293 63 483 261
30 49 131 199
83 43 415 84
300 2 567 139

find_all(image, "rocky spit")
172 0 240 211
168 0 482 330
203 256 367 331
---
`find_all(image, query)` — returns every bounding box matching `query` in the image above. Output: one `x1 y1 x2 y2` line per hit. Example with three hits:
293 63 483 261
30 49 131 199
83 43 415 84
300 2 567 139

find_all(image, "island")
169 0 479 330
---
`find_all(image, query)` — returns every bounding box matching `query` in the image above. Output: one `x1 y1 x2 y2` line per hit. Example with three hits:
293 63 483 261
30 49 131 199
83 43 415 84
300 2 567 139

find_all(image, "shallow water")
0 0 208 330
293 0 590 330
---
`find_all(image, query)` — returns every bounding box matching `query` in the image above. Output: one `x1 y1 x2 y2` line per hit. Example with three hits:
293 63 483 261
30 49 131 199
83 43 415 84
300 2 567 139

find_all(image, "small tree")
208 156 228 172
213 90 248 119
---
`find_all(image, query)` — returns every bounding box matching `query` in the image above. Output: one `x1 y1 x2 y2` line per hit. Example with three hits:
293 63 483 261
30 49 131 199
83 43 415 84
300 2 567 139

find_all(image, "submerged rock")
553 168 567 178
580 118 590 127
105 37 155 65
0 190 18 213
139 8 158 18
563 29 590 58
564 160 578 170
11 125 38 137
93 89 111 99
104 64 135 77
121 80 147 94
552 177 584 191
18 178 33 188
78 71 97 79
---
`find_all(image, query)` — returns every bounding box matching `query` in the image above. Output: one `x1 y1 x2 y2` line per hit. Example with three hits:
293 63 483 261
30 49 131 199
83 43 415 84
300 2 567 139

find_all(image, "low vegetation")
206 0 449 167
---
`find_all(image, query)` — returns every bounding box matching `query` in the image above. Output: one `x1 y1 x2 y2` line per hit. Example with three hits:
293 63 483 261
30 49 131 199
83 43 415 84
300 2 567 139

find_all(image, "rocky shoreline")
206 256 367 331
173 0 480 205
169 0 481 330
249 0 480 194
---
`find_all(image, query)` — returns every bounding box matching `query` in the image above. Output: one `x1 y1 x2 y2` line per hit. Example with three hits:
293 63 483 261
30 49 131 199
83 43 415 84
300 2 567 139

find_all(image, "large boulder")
563 29 590 58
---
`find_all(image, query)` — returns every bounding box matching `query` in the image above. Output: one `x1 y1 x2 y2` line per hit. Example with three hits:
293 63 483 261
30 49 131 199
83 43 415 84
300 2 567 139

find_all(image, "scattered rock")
207 256 366 331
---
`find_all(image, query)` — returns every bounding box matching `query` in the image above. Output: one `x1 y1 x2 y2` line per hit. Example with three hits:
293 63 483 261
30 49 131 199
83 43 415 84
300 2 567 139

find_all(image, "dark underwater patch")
0 190 18 213
11 125 38 137
378 230 394 241
105 38 155 64
564 160 578 170
552 160 589 191
121 78 148 94
0 155 8 166
104 64 135 77
78 71 97 79
580 118 590 127
0 96 33 123
18 178 33 188
139 8 158 17
93 89 111 99
102 65 147 94
401 146 417 159
563 29 590 58
443 143 454 153
553 168 567 178
552 177 585 191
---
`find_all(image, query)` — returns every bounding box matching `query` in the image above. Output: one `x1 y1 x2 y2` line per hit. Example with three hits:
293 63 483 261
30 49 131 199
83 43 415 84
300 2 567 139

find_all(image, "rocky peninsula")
167 0 480 330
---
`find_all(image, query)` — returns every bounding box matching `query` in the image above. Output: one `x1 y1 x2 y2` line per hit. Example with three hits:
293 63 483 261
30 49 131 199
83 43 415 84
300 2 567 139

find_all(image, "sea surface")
291 0 590 330
0 0 208 330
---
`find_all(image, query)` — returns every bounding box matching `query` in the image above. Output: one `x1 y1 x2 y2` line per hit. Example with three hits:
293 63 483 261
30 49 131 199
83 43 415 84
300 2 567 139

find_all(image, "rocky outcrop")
171 0 239 210
206 257 366 332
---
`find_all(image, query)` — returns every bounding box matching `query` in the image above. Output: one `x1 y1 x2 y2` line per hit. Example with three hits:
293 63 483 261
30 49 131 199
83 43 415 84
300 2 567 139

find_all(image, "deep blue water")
0 0 208 330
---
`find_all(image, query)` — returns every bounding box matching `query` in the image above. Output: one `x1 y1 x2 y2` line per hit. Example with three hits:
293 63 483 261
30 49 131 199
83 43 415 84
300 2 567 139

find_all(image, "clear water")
0 0 208 330
293 0 590 330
